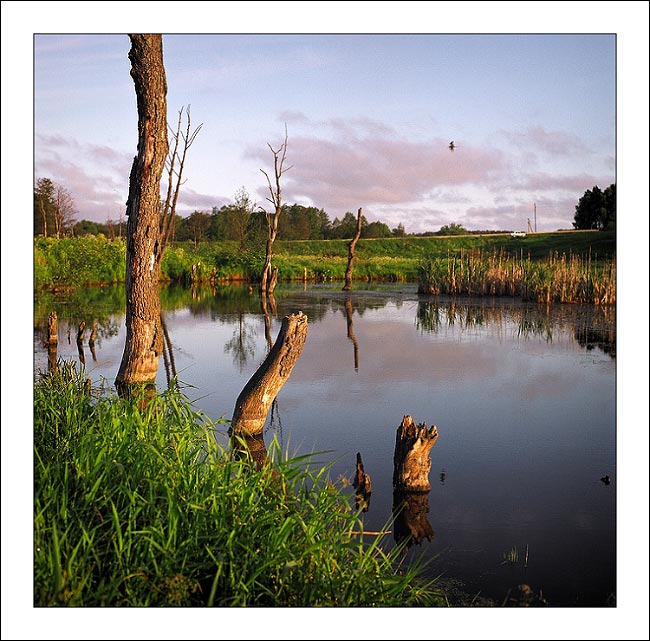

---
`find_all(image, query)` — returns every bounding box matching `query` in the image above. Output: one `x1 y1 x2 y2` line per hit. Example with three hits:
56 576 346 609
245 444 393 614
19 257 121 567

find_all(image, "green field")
34 230 615 289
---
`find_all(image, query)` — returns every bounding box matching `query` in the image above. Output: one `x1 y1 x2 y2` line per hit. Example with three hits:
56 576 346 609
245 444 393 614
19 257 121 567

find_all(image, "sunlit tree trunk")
342 207 362 291
115 34 169 391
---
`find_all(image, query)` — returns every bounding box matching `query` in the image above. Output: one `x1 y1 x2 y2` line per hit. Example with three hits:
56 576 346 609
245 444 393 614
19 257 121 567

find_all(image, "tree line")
35 178 616 243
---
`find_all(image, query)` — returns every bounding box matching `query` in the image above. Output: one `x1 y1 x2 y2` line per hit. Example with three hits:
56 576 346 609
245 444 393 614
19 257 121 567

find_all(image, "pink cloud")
249 131 507 215
502 126 588 157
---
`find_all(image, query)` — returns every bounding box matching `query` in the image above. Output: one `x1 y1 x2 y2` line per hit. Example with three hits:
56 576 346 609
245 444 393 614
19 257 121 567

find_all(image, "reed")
418 250 616 305
34 369 444 607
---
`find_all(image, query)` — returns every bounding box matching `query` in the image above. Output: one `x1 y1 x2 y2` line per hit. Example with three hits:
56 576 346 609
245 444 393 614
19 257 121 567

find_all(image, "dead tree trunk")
115 34 169 391
393 415 439 492
342 207 363 291
46 312 58 372
260 126 291 295
353 452 372 512
230 312 308 437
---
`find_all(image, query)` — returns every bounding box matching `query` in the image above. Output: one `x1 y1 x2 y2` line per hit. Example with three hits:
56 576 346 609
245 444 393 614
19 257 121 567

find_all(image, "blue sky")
32 30 619 233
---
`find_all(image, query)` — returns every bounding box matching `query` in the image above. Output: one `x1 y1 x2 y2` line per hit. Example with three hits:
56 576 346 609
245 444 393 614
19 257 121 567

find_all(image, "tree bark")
230 312 308 437
342 207 363 291
115 34 169 391
393 415 439 492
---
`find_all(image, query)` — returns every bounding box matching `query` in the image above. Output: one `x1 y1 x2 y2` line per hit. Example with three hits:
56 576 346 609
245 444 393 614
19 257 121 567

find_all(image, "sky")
3 3 650 640
31 30 619 234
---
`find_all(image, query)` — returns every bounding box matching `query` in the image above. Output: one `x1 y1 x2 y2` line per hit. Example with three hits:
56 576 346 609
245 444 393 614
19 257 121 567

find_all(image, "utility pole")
534 203 537 232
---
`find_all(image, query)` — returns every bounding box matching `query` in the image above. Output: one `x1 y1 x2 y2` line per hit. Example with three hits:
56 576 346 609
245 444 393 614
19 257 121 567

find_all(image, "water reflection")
344 297 360 371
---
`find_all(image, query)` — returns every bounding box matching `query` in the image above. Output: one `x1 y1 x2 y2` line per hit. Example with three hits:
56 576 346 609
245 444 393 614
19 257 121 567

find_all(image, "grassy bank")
34 366 443 607
34 231 615 294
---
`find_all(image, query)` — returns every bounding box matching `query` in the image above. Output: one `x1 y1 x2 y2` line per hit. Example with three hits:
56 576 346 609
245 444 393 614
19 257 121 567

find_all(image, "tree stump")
342 207 363 291
352 452 372 512
393 415 439 492
46 311 58 346
230 312 308 437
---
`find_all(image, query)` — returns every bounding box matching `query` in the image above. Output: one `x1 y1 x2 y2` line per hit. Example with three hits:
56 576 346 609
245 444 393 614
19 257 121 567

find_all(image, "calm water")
34 283 616 606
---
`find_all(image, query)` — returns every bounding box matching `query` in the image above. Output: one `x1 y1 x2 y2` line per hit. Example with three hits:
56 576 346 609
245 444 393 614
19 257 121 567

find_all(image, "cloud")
502 126 588 157
248 126 507 216
34 134 228 222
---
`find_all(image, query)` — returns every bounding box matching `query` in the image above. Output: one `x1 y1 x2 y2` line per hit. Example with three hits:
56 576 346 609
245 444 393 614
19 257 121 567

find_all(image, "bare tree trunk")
343 207 363 291
260 126 291 295
230 312 308 437
393 415 439 492
115 34 169 391
46 311 58 372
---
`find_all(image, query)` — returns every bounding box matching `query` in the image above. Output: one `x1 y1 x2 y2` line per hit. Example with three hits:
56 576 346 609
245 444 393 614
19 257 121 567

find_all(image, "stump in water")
230 312 308 437
352 452 372 512
342 207 363 291
393 415 439 492
46 312 58 346
76 321 86 345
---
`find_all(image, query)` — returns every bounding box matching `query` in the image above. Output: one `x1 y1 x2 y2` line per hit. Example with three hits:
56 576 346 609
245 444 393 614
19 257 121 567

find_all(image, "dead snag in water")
46 312 58 346
353 452 372 512
230 312 308 437
393 415 439 493
76 321 86 345
342 207 363 291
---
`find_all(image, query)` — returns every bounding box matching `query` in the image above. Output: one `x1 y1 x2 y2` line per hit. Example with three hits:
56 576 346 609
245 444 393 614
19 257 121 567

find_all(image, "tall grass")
418 249 616 305
34 367 443 607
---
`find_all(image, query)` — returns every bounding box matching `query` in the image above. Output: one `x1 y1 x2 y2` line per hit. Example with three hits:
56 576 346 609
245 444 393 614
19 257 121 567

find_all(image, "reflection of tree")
224 312 257 371
392 490 434 550
344 297 359 371
160 312 178 388
415 298 616 357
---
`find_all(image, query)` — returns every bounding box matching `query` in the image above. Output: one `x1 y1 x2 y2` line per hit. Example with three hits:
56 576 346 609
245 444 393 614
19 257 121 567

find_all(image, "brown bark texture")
342 207 363 291
393 415 439 492
116 34 169 389
47 311 58 346
230 312 308 436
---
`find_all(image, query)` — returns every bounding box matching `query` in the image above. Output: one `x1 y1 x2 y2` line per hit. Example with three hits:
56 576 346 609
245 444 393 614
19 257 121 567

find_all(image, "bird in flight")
448 141 455 151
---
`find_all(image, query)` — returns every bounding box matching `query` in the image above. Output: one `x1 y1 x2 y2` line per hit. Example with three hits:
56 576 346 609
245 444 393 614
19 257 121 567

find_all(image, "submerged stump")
230 312 308 437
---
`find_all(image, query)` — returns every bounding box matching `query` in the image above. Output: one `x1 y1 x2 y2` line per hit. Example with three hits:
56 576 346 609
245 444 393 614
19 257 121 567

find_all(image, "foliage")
34 370 444 607
573 184 616 231
34 236 126 288
34 231 616 290
438 222 468 236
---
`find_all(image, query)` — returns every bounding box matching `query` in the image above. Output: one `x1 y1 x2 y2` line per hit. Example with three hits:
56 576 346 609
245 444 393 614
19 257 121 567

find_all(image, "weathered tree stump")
76 320 86 345
393 415 439 492
230 312 308 437
46 311 58 346
352 452 372 512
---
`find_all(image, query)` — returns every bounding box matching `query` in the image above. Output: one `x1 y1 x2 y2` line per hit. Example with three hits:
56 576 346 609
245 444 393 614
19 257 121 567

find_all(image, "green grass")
34 231 615 289
34 365 444 607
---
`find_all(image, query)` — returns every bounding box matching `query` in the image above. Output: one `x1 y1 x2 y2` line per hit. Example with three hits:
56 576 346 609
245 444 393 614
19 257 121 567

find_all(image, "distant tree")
186 210 211 246
331 211 369 239
363 220 393 238
573 184 615 231
392 222 406 237
602 184 616 231
34 177 56 237
74 220 108 236
53 184 77 237
438 223 468 236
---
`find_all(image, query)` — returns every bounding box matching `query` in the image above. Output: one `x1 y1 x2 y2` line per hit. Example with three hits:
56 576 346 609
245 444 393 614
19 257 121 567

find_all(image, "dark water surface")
34 283 616 606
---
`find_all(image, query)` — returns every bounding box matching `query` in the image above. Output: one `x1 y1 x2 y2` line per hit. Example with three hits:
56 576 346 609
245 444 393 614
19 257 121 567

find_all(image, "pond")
33 282 616 606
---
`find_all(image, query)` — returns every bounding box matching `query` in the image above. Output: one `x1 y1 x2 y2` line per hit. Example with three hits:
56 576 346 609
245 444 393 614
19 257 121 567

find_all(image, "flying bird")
448 141 455 151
